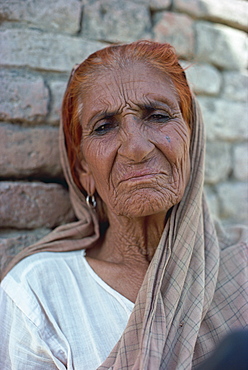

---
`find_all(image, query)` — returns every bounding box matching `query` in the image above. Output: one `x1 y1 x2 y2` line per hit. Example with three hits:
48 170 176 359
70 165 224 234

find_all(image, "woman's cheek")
159 126 191 193
165 126 190 164
82 138 116 192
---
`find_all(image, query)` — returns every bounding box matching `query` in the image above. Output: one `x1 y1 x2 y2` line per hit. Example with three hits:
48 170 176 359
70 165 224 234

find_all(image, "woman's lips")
119 171 159 184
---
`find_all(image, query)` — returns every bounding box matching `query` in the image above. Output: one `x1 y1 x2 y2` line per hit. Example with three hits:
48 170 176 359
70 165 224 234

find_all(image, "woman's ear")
78 160 96 196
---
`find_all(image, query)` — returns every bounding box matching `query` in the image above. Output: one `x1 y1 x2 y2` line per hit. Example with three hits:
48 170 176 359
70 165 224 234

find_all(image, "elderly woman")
0 41 247 370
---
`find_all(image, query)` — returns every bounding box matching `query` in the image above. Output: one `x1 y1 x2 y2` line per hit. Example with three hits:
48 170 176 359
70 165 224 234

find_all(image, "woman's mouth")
119 171 158 184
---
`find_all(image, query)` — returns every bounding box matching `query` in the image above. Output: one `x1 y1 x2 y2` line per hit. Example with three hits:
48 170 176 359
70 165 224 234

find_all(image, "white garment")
0 250 134 369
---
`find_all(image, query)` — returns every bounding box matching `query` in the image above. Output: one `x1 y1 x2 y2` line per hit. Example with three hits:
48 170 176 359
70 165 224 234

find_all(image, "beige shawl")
2 97 247 369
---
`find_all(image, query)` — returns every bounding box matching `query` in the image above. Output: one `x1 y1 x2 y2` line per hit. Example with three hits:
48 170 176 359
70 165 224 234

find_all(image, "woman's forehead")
80 63 179 115
83 62 174 89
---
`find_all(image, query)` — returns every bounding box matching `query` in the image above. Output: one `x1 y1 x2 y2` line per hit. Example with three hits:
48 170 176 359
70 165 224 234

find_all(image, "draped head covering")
1 41 247 369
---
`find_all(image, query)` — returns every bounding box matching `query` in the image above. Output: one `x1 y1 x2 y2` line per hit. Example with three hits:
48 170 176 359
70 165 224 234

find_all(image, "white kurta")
0 250 134 369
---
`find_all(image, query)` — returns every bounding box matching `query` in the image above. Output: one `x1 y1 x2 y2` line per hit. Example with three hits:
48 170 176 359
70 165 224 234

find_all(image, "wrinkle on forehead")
80 63 181 127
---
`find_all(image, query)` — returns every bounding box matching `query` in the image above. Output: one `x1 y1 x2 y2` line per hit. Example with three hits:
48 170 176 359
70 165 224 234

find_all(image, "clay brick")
0 123 62 178
181 62 221 95
221 71 248 102
0 0 81 34
82 1 152 43
0 182 75 229
0 69 48 122
153 12 194 58
195 21 248 70
216 181 248 224
0 29 106 72
198 97 248 142
0 228 50 276
150 0 171 10
204 185 219 218
174 0 248 32
205 141 231 184
48 80 67 124
233 143 248 182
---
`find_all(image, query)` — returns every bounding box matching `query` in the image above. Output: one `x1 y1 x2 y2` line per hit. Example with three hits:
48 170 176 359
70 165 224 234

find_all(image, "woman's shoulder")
1 250 86 311
2 250 84 285
1 250 91 329
214 219 248 252
214 225 247 310
218 222 247 270
1 249 134 333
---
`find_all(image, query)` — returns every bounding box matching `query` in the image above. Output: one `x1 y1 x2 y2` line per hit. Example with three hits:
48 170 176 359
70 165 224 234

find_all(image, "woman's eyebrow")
143 96 179 108
142 101 169 111
86 98 178 128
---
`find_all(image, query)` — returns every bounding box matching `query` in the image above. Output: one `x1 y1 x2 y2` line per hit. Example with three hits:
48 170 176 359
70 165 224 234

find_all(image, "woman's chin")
112 193 175 219
121 208 167 219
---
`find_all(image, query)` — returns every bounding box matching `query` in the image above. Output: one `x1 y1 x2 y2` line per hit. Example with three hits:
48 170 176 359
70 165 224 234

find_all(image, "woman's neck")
85 211 167 302
94 211 166 265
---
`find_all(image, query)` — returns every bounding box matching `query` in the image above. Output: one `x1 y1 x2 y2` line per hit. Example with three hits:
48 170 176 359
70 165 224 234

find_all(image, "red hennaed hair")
62 40 193 192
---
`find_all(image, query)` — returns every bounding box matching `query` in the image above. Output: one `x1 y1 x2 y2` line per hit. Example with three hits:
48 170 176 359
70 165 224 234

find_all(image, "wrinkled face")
79 63 191 219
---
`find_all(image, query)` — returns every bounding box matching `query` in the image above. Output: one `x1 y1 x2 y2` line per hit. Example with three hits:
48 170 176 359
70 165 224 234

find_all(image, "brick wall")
0 0 247 273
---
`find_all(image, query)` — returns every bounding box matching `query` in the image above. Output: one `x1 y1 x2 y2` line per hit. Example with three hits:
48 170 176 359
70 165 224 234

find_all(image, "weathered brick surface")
0 123 61 178
195 21 248 70
216 182 248 223
204 185 219 218
0 29 106 72
233 143 248 182
150 0 172 10
174 0 248 31
205 142 231 184
0 182 75 229
82 1 151 43
0 0 81 34
0 69 48 122
221 71 248 102
0 228 50 276
198 97 248 142
153 12 194 58
47 80 67 124
183 62 221 95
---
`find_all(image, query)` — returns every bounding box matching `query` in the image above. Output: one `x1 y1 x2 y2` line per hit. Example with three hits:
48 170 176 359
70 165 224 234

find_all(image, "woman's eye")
94 122 116 135
148 113 171 123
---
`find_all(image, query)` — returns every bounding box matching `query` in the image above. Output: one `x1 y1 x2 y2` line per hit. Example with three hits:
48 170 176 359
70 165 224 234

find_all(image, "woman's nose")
118 116 154 163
